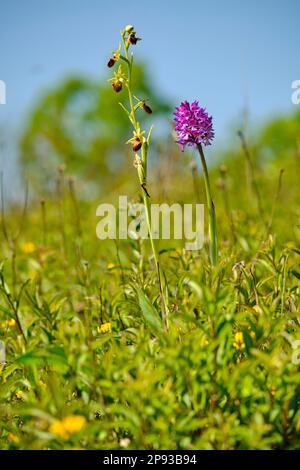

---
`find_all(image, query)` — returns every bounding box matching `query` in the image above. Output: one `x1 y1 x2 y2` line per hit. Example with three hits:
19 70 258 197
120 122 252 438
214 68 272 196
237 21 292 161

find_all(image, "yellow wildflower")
29 270 38 280
233 331 245 350
49 303 56 313
1 318 16 329
21 242 36 254
49 415 86 439
107 263 115 270
249 329 256 339
63 415 86 433
8 433 19 443
97 322 112 334
15 390 23 399
171 247 182 259
49 420 68 439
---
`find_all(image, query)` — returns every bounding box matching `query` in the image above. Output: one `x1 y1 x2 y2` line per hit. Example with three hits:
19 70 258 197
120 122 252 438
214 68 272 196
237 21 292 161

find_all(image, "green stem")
123 40 138 130
238 130 265 227
122 36 168 330
197 144 218 266
139 167 169 331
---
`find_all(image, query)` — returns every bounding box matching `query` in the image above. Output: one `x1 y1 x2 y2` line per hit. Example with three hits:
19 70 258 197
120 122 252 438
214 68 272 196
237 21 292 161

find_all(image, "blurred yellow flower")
107 263 115 270
49 420 68 439
1 318 16 329
49 415 86 439
29 270 38 280
21 242 36 254
63 415 86 433
8 433 19 443
171 247 182 259
97 322 112 334
233 331 245 350
15 390 23 399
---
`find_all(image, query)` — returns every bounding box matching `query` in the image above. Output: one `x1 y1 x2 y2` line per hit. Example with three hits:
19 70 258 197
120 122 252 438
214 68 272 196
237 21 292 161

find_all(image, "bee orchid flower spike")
106 25 168 331
174 100 218 266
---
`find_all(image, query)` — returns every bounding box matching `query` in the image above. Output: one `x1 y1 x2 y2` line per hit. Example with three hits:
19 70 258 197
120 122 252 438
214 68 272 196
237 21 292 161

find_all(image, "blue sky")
0 0 299 190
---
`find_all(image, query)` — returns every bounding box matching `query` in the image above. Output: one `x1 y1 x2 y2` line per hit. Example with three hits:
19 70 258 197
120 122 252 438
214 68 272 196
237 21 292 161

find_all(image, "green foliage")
258 108 300 158
1 122 300 449
137 288 163 333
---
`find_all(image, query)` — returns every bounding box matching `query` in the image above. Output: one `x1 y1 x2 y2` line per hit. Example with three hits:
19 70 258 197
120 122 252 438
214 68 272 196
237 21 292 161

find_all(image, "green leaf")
137 289 162 332
15 346 68 368
291 269 300 280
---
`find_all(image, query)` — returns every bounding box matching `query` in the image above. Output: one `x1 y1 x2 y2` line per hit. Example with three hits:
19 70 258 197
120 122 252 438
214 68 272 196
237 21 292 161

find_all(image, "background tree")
20 63 172 195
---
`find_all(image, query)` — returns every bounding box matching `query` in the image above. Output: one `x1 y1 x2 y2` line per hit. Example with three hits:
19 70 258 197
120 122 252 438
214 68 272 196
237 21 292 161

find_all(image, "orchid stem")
142 185 169 332
197 144 218 266
122 33 169 331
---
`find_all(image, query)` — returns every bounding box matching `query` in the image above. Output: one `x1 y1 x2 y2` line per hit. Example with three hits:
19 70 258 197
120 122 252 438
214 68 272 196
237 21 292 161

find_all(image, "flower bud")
125 24 134 33
219 164 227 174
216 178 225 189
112 80 122 92
132 138 142 152
133 155 141 168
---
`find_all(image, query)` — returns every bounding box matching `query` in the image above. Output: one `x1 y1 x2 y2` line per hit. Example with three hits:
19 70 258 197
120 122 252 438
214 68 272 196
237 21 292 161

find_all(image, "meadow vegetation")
0 27 300 449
